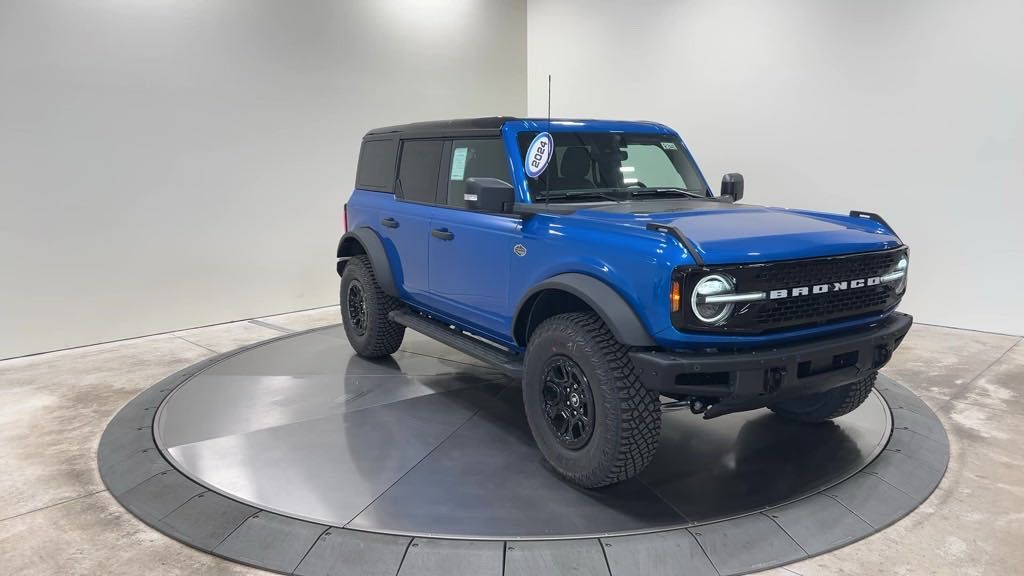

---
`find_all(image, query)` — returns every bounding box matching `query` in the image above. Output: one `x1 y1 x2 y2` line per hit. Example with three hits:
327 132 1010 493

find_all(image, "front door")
427 138 519 342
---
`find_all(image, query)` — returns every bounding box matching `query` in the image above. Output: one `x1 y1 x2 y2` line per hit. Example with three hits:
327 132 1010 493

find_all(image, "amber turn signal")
670 280 681 312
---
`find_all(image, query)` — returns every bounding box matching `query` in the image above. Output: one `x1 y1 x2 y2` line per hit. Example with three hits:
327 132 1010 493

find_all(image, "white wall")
528 0 1023 335
0 0 526 359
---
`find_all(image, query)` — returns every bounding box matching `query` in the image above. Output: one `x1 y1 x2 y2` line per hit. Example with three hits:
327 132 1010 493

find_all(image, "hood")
575 201 902 265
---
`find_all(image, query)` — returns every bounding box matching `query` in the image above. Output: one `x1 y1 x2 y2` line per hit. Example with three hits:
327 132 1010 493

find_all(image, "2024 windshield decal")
525 132 553 178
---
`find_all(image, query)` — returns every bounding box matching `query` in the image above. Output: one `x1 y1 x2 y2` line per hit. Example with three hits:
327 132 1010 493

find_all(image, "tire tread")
527 312 661 487
771 372 877 423
341 255 405 357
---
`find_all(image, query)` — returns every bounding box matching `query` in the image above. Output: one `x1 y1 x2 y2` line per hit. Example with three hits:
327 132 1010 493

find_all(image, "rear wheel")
769 373 877 423
522 312 661 488
340 255 405 358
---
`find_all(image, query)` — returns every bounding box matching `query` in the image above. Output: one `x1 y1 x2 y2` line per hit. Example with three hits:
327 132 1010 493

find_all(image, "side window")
397 140 444 203
444 139 511 208
355 138 398 192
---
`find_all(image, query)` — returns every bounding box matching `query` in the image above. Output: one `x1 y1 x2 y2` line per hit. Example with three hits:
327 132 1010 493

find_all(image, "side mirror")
465 177 515 213
720 173 744 202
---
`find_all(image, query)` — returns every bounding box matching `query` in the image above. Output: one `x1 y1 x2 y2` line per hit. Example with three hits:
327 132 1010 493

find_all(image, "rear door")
428 138 520 341
384 139 445 299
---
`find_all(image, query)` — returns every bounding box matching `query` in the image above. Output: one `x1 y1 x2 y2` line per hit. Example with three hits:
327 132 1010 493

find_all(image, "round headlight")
691 274 735 324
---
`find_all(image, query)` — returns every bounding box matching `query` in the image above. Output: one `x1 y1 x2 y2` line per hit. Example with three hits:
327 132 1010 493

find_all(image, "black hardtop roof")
363 116 670 140
365 117 515 139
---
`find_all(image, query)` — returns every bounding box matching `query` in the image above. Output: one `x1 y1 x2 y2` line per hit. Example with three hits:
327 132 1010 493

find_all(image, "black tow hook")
764 367 786 394
874 344 892 367
689 397 714 415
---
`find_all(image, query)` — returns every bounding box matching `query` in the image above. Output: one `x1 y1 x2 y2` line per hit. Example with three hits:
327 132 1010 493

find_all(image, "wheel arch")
336 228 399 297
513 273 657 348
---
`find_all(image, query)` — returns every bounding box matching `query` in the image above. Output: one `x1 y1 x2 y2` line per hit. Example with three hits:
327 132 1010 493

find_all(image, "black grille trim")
673 247 908 334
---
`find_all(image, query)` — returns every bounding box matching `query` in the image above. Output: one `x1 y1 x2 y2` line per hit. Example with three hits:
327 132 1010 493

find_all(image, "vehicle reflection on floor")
156 326 890 539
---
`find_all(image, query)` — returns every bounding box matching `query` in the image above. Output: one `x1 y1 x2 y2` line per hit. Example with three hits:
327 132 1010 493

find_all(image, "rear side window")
397 140 444 203
355 139 398 192
444 139 511 208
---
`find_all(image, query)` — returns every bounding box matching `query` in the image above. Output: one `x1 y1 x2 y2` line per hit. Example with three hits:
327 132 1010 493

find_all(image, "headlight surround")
881 255 909 294
691 274 735 324
895 255 908 293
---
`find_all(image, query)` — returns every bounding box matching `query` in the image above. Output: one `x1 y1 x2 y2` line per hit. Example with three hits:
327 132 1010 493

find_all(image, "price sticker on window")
450 147 468 181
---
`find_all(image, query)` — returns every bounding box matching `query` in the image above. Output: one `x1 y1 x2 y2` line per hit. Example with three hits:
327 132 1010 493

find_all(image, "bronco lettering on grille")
769 276 883 300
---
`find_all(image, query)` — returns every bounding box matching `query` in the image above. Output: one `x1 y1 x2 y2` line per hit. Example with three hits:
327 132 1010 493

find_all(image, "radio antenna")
545 74 551 205
547 74 551 126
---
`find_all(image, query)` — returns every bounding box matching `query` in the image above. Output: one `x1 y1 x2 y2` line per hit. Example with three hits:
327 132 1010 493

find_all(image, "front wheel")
769 373 877 423
522 312 661 488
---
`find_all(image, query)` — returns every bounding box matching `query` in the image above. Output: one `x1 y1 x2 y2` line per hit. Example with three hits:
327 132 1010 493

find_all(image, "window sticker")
660 142 678 150
525 132 553 178
450 147 468 181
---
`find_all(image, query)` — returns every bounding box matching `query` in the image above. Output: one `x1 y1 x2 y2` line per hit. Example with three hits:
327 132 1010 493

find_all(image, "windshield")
516 131 708 202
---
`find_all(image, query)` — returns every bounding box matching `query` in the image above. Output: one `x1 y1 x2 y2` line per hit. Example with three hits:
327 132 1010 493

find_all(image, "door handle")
431 228 454 241
381 217 399 229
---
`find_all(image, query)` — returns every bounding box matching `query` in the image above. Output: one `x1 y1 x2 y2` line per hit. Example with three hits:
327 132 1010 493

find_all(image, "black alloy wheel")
346 281 368 336
541 356 595 450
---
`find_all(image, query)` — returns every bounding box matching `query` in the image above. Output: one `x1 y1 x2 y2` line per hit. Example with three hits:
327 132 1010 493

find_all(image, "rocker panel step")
389 310 523 379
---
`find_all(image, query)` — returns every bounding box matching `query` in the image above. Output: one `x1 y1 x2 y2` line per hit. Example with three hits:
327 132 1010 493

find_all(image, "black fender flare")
513 273 657 347
336 227 399 297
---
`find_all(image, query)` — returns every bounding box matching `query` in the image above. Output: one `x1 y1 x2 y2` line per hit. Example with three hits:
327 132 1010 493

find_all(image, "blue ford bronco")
336 117 911 488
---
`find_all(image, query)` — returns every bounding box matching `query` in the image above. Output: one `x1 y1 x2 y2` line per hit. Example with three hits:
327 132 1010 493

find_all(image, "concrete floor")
0 307 1020 575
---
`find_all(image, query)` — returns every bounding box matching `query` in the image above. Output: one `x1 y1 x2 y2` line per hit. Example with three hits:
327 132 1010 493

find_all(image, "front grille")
675 248 907 334
750 250 902 288
755 285 891 326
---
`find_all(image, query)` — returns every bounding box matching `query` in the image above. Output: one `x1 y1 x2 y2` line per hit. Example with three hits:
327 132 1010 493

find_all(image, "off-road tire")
340 255 405 358
522 312 661 488
769 372 877 423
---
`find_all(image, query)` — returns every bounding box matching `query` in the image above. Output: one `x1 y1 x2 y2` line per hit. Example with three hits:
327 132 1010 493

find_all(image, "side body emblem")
513 244 527 257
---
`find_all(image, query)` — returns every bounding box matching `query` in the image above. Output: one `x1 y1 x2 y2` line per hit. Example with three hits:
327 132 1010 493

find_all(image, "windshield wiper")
627 187 707 198
536 187 708 203
536 190 626 203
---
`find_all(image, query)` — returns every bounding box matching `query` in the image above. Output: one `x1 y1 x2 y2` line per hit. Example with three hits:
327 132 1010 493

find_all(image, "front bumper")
629 312 913 418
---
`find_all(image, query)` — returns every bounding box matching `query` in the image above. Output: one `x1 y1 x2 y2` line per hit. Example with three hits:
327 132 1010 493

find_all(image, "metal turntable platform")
99 324 948 575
